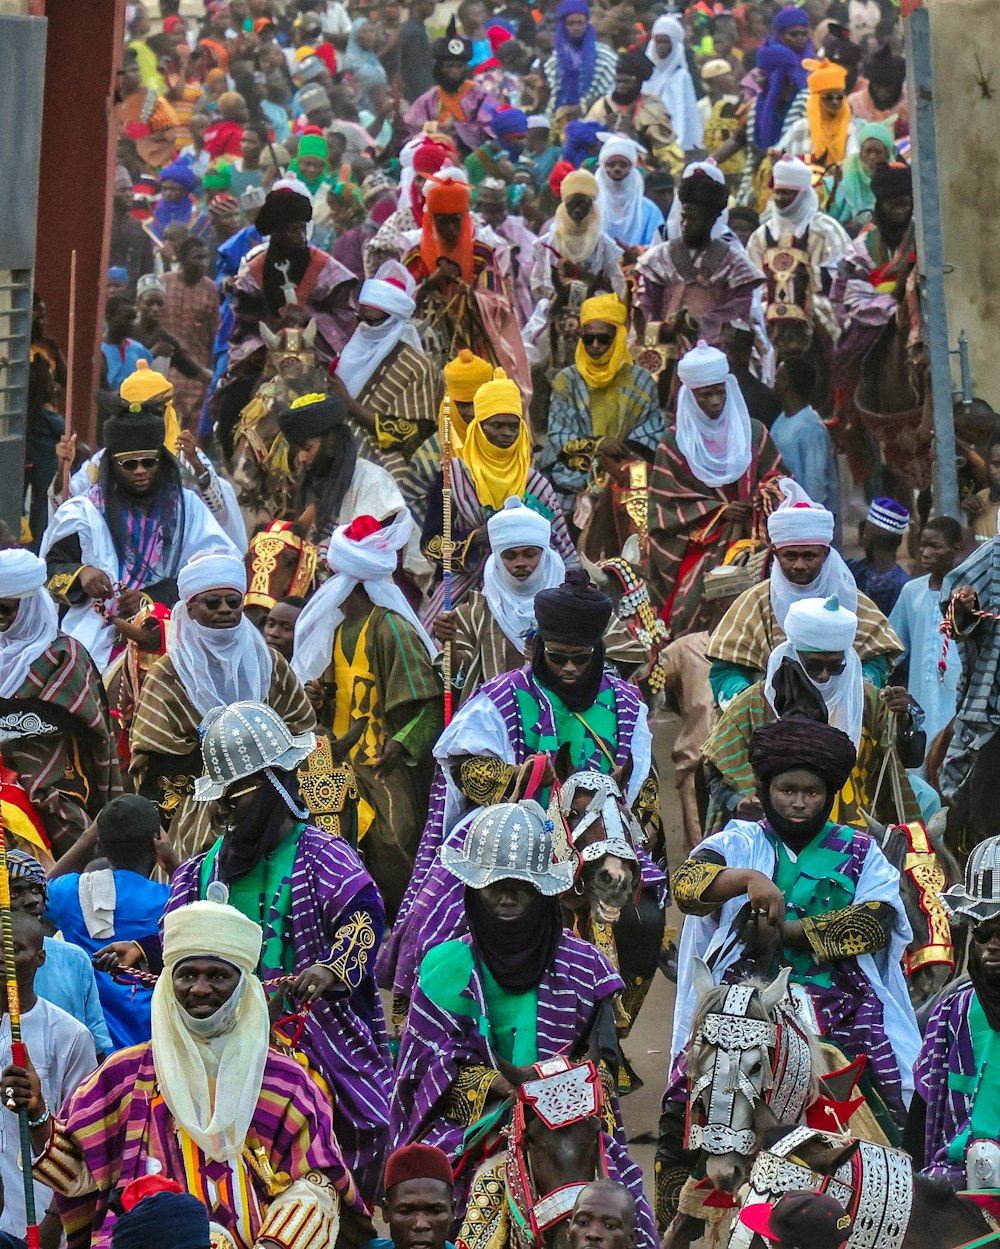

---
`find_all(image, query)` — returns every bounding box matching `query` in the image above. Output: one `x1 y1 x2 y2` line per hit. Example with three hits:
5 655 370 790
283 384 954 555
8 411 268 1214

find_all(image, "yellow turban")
560 169 598 200
803 58 851 166
119 360 180 454
472 367 523 421
460 368 531 512
575 294 632 402
804 58 848 94
444 349 494 402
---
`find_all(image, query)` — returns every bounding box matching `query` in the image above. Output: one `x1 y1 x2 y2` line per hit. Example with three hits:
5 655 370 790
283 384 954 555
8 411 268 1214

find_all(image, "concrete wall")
924 0 1000 409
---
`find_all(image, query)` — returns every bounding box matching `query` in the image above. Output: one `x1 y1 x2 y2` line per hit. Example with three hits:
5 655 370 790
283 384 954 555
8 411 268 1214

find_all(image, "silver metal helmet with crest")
940 834 1000 922
193 701 316 802
440 800 576 896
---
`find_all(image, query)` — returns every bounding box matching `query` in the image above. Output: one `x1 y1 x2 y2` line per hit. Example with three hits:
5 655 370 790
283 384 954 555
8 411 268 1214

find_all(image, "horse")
229 320 330 533
243 521 321 627
633 308 699 409
659 965 889 1249
759 232 835 418
730 1123 996 1249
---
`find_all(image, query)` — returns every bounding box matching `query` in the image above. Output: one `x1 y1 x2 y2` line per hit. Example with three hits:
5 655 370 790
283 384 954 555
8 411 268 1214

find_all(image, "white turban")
169 548 272 718
487 497 553 554
178 549 248 600
336 260 424 398
291 509 437 681
767 480 857 625
674 340 752 487
772 155 813 190
484 498 566 655
765 595 864 747
152 900 269 1164
784 595 859 652
0 550 59 699
676 340 730 389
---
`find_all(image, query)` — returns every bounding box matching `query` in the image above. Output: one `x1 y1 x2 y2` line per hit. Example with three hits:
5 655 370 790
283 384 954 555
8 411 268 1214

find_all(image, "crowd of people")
10 0 1000 1246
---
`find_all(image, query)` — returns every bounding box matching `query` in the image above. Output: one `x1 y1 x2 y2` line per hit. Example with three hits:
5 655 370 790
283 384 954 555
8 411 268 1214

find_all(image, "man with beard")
910 839 1000 1176
276 392 404 549
585 51 684 174
404 21 492 158
228 187 358 372
41 400 238 672
746 155 849 342
635 164 764 346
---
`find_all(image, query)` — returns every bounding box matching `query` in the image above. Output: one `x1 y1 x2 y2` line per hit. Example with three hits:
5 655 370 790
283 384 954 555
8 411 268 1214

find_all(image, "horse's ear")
612 753 633 793
759 966 791 1014
752 1098 779 1139
804 1136 860 1175
579 552 613 595
302 318 318 347
511 757 538 802
496 1055 528 1090
692 957 714 1005
258 321 280 350
554 743 575 785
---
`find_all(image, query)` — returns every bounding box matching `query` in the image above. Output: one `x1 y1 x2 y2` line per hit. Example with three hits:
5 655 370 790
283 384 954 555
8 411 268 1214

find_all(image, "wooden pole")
60 249 78 497
0 769 39 1246
441 396 454 725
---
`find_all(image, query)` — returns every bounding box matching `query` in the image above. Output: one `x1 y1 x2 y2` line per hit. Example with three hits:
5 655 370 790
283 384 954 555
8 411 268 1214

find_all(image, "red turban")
425 178 471 214
384 1144 455 1191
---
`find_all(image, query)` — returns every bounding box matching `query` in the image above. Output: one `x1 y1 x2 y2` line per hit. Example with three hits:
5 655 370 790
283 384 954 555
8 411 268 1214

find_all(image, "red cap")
384 1144 455 1191
343 515 383 541
120 1177 184 1213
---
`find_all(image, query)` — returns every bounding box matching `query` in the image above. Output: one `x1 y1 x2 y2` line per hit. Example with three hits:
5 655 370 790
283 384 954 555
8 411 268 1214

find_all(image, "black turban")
535 568 613 644
111 1191 210 1249
617 50 654 83
677 169 729 214
870 161 912 204
433 15 472 63
865 45 906 90
104 404 166 455
256 188 313 236
748 718 857 793
277 394 347 446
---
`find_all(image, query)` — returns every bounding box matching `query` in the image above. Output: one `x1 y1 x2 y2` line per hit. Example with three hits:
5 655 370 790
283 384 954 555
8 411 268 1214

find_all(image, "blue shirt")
36 937 112 1057
102 338 154 390
46 871 169 1051
770 405 841 527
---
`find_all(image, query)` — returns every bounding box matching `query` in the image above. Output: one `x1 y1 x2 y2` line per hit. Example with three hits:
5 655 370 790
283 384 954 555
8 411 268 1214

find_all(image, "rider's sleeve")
444 1065 502 1125
671 849 726 917
799 900 893 963
453 755 520 807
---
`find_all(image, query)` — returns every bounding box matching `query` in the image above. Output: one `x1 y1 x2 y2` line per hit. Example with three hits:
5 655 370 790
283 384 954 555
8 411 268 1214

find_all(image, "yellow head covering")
441 349 494 445
560 169 599 200
119 360 180 454
459 368 531 512
803 59 851 167
574 294 633 399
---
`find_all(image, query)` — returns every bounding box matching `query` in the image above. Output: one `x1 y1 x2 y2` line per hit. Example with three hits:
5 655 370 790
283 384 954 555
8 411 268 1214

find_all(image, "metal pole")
905 6 960 519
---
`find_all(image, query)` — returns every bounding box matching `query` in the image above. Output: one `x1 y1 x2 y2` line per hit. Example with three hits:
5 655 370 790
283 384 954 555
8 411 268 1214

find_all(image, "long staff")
0 765 39 1246
442 396 454 725
60 249 78 497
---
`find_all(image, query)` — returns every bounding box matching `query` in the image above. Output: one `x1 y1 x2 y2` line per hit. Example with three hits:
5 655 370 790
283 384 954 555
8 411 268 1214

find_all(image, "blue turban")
561 119 603 167
111 1192 210 1249
772 5 809 32
6 850 46 890
492 108 528 156
753 42 810 149
159 161 197 192
557 0 589 17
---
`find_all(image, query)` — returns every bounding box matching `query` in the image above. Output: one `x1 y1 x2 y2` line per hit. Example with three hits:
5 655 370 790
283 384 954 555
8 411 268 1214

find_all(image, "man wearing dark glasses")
910 838 1000 1182
41 399 238 674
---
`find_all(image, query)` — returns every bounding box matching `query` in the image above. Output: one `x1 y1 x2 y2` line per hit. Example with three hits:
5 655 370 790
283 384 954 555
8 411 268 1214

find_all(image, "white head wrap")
764 595 864 747
169 549 274 719
527 114 550 130
767 479 858 625
768 155 819 235
674 341 752 487
151 900 269 1163
666 159 730 241
0 550 59 699
483 498 566 654
335 260 423 398
595 136 648 247
646 15 703 152
291 509 437 681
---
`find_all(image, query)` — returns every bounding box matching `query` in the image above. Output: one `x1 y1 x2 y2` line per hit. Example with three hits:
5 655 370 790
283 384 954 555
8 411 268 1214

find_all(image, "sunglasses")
581 332 614 348
821 92 845 104
195 592 244 611
972 924 1000 945
115 455 159 472
801 657 847 678
544 645 595 667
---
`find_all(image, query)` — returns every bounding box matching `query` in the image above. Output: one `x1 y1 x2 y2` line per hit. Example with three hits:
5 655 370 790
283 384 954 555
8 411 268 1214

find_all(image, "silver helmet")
440 800 575 896
940 834 1000 922
193 701 316 802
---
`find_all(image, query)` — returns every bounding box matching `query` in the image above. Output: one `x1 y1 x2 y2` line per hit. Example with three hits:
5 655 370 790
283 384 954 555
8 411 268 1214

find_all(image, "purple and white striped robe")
390 931 658 1249
168 827 393 1201
914 981 985 1181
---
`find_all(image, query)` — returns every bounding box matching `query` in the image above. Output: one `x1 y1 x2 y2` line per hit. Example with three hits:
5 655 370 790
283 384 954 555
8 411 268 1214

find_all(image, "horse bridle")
505 1057 607 1248
685 985 813 1157
559 773 642 882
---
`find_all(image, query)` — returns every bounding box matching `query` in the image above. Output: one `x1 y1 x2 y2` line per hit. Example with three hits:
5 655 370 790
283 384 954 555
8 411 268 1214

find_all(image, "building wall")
924 0 1000 410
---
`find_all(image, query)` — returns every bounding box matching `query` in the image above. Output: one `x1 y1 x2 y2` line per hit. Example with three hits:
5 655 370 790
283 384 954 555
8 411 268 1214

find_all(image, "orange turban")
420 177 474 284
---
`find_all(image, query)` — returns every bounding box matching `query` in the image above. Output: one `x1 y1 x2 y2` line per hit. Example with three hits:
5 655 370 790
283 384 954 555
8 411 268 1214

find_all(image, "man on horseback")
672 715 920 1126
